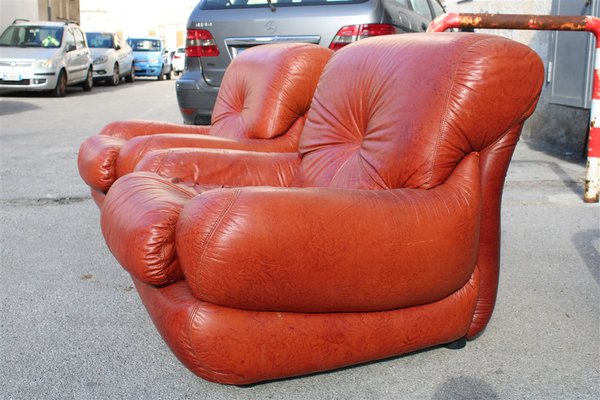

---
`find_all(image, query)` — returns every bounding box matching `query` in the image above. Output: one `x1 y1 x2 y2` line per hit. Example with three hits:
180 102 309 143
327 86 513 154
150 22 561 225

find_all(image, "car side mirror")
66 44 76 52
115 44 121 50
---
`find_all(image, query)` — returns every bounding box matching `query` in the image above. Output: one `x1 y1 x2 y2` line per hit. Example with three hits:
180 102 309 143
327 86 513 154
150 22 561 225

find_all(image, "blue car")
126 37 172 80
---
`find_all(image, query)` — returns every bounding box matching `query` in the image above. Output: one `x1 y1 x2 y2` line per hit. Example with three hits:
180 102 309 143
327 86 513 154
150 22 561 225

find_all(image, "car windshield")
0 25 64 48
200 0 367 9
86 32 114 48
128 39 161 51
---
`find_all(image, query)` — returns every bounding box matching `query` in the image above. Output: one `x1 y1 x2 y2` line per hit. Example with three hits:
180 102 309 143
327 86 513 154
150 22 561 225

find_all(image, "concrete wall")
0 0 80 32
39 0 81 24
444 0 590 158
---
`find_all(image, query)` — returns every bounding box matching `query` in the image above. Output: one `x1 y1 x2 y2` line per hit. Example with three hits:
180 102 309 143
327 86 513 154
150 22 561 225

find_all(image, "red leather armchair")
98 33 544 384
77 43 332 206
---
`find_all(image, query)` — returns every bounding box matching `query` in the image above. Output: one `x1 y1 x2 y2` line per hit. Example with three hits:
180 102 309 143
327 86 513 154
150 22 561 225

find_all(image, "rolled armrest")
176 153 482 313
137 148 301 188
78 121 211 192
101 172 197 286
116 134 284 178
99 120 210 139
78 135 126 191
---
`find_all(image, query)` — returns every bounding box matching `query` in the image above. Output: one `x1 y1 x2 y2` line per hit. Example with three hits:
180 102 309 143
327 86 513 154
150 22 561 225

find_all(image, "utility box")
548 0 597 109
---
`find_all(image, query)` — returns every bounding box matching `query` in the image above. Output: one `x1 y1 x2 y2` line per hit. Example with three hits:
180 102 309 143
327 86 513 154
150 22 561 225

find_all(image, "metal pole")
428 13 600 203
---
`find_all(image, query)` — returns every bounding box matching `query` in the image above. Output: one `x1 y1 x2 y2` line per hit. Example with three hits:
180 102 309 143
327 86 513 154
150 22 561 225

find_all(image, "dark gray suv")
176 0 445 125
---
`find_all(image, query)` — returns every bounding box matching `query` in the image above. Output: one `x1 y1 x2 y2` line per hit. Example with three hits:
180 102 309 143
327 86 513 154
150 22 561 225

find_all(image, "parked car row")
0 19 174 97
1 0 442 106
176 0 446 125
86 31 135 86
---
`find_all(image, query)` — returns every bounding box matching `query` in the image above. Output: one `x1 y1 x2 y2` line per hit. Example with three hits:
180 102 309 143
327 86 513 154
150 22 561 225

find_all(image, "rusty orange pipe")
428 13 600 203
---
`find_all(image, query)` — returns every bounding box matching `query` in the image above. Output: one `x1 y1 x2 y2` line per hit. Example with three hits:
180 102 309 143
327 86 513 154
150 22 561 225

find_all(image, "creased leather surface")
101 172 196 285
99 120 211 140
77 43 331 195
95 33 544 384
293 33 543 337
78 135 126 192
177 154 480 312
294 33 543 190
135 267 479 385
137 149 301 188
210 43 332 140
116 116 304 178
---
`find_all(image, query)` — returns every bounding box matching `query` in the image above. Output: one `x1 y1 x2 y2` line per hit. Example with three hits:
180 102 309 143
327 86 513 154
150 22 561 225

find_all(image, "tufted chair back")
294 33 542 190
293 32 544 337
208 42 331 140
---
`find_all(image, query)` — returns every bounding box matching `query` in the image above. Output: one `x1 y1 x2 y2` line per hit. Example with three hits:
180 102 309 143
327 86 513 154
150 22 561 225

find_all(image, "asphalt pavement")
0 80 598 399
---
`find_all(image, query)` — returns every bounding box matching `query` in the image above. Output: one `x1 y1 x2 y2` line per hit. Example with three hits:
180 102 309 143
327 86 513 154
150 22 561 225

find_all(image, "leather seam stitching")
186 302 206 372
194 189 242 292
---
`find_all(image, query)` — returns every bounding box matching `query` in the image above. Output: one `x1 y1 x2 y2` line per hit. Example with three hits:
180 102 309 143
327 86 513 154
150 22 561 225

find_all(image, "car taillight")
329 24 398 51
173 53 183 59
186 29 219 57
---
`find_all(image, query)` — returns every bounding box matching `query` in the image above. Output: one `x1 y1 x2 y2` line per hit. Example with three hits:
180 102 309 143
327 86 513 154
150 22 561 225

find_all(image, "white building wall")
80 0 196 51
0 0 40 32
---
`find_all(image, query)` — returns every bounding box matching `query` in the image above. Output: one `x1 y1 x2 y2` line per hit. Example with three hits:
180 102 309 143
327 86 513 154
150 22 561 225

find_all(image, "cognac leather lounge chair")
77 42 332 206
98 32 544 385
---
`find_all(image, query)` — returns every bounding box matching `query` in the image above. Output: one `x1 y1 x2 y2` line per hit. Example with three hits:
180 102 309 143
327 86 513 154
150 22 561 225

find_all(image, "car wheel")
82 68 93 91
166 68 171 80
157 66 164 81
125 66 135 83
53 70 67 97
109 63 120 86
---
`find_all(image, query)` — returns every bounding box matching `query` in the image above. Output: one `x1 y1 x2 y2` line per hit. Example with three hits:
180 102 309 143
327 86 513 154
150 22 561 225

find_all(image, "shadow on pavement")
572 229 600 287
432 376 499 400
0 100 41 116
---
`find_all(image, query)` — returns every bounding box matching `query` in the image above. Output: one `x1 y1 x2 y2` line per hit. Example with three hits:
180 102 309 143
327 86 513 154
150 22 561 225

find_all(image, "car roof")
127 37 161 40
11 20 77 27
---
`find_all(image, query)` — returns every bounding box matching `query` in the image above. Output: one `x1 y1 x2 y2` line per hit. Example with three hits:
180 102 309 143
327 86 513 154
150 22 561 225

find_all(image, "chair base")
443 337 467 350
132 271 480 385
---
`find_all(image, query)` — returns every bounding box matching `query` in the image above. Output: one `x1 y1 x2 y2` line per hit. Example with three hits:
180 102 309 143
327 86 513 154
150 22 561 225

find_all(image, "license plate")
2 73 22 81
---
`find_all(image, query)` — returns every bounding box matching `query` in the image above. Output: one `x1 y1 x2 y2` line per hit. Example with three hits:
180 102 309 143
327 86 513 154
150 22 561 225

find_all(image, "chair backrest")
293 32 543 190
209 42 332 140
292 32 544 337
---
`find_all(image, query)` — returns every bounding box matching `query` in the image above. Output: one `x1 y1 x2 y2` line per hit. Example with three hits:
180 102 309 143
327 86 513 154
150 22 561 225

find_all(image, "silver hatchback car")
0 20 93 97
176 0 445 125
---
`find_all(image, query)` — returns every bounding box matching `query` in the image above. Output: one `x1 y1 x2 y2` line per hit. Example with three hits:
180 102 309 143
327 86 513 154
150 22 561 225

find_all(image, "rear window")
86 32 114 48
200 0 368 10
127 38 162 51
